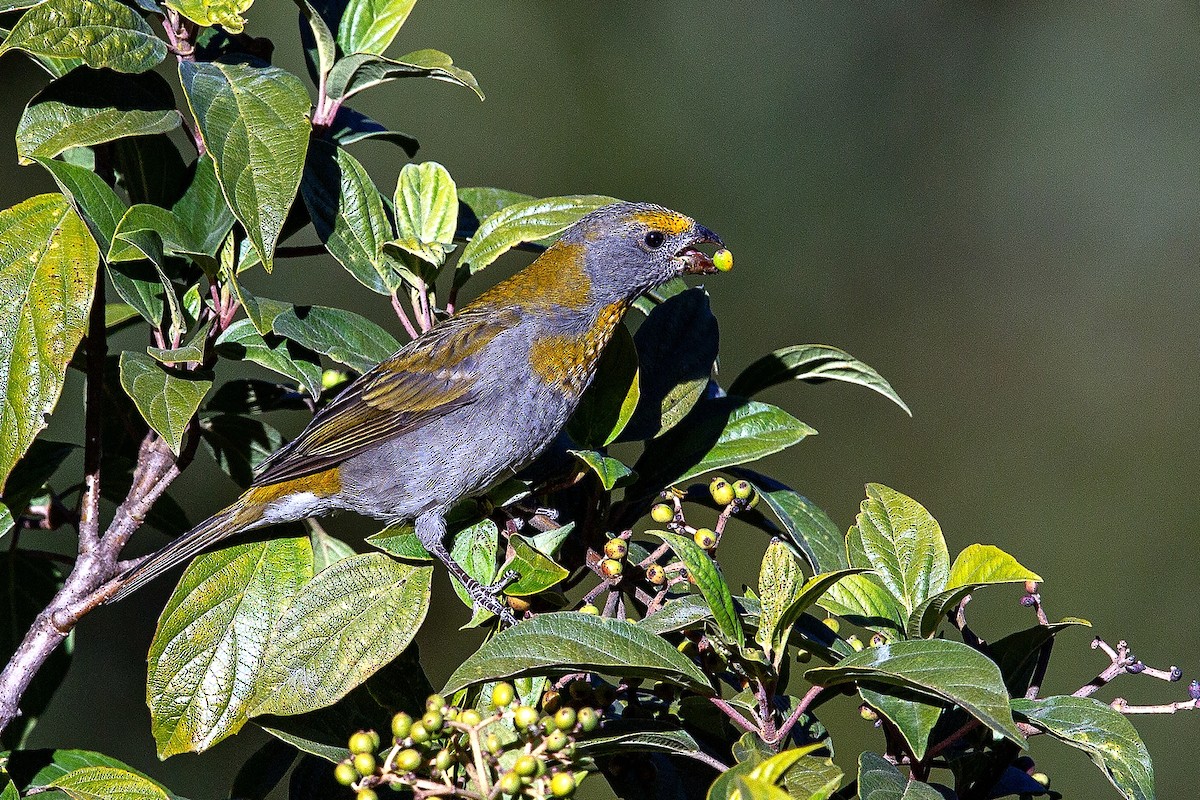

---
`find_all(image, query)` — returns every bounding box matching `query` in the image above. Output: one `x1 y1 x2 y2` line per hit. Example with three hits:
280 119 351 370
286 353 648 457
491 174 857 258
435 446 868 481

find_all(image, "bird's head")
563 202 727 302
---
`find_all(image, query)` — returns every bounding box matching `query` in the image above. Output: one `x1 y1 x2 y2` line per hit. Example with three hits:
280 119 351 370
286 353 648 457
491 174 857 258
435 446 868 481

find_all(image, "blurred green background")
3 1 1198 797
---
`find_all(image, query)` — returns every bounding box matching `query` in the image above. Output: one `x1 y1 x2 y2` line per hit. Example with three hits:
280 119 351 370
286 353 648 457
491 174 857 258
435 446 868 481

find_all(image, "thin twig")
392 291 420 340
77 274 106 554
709 697 758 735
772 684 824 745
1110 697 1199 714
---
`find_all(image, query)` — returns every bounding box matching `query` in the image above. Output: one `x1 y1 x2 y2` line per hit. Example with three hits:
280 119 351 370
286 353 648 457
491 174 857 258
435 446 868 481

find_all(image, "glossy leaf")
445 519 498 612
0 0 167 73
0 194 98 490
166 0 255 34
569 449 634 491
729 344 910 416
1012 695 1153 800
16 68 178 164
147 536 313 757
574 720 708 762
301 139 402 295
337 0 416 55
215 319 324 399
388 161 458 265
272 304 399 374
633 397 815 491
47 766 168 800
327 105 419 153
443 612 711 693
755 539 803 659
200 413 284 487
32 157 124 255
119 351 211 455
179 60 311 271
907 544 1041 639
817 570 906 636
738 470 848 573
499 534 569 596
458 187 535 229
456 194 615 284
296 0 336 81
990 618 1091 696
767 569 870 660
567 322 639 447
849 483 949 614
807 639 1024 744
859 685 943 762
858 752 946 800
108 203 190 338
327 49 483 102
646 530 744 650
171 153 235 260
252 554 433 716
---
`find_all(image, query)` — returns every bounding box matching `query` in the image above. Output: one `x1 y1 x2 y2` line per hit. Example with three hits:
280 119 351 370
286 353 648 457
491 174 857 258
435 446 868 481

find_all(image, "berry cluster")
334 685 603 799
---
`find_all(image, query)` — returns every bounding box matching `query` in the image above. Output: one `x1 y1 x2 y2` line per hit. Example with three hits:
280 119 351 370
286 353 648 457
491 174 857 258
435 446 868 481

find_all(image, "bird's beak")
675 224 726 275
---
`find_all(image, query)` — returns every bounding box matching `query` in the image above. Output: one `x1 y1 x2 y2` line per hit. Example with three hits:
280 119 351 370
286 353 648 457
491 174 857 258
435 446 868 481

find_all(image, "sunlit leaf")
729 344 910 416
646 530 743 650
326 49 482 101
271 304 399 374
0 0 167 73
337 0 416 55
119 351 211 455
907 544 1041 639
165 0 255 34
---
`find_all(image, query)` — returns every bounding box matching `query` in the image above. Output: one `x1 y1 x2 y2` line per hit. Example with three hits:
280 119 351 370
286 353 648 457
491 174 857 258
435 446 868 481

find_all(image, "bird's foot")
466 577 517 627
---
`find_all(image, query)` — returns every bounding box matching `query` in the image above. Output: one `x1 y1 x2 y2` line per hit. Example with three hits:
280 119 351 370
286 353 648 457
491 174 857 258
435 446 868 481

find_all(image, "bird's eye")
644 231 665 249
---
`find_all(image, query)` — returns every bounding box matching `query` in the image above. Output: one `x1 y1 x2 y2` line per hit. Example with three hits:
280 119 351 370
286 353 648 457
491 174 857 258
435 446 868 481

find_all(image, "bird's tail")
106 496 265 604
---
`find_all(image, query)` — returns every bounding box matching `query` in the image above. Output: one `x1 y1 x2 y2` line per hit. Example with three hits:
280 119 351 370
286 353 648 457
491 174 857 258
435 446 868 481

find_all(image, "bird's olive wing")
251 307 517 486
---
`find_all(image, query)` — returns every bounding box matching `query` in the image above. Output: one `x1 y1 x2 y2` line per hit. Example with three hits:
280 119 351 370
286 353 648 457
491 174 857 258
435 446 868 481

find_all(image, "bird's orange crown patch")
631 209 693 235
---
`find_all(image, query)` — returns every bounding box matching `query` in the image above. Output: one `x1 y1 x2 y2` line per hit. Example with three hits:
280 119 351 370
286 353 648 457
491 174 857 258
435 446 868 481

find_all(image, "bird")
108 202 726 623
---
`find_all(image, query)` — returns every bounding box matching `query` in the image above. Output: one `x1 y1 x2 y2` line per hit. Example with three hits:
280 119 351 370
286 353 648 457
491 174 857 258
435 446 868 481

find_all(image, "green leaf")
0 440 76 526
857 752 946 800
165 0 254 34
729 344 910 416
327 105 419 154
1 553 70 749
623 288 719 439
11 750 171 795
568 449 634 491
32 157 124 252
387 161 458 266
806 638 1024 745
731 776 790 800
646 530 744 650
755 539 803 660
47 766 169 800
309 521 356 573
326 48 483 102
443 612 711 694
738 471 848 572
111 133 189 209
252 554 433 717
633 397 815 491
200 413 284 487
567 322 639 447
990 618 1091 696
817 572 905 637
1012 695 1153 800
171 153 235 260
215 318 324 399
574 720 709 763
300 139 402 295
179 60 311 271
108 203 191 339
148 536 313 757
498 534 569 596
119 351 211 455
337 0 416 55
907 544 1041 639
455 194 616 284
458 187 535 230
296 0 336 80
859 686 943 762
146 318 210 366
0 193 98 491
16 68 178 164
0 0 167 73
849 483 949 614
767 569 870 662
271 305 399 374
445 519 498 613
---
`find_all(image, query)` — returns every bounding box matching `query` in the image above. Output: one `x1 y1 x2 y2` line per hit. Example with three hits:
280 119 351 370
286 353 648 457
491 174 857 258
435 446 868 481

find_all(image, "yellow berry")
554 707 577 731
498 770 522 795
395 748 422 771
578 603 600 615
513 705 539 729
822 617 840 634
709 477 735 506
334 761 358 786
603 538 628 559
550 771 577 797
409 721 430 743
321 369 349 390
1032 772 1050 788
390 711 412 739
732 480 754 501
600 558 623 579
491 682 515 708
422 709 443 732
713 248 733 272
860 706 879 722
650 503 674 523
357 789 378 800
693 528 717 550
847 635 865 652
546 729 569 752
514 754 538 777
426 694 445 712
577 706 600 732
460 708 482 726
434 748 454 771
348 731 376 755
352 752 376 776
644 563 666 585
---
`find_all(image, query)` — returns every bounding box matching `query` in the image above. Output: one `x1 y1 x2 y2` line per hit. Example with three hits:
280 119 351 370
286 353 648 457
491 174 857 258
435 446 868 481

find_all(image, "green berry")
391 712 412 739
460 708 482 726
713 248 734 272
795 648 812 663
578 603 600 615
847 634 865 652
513 704 539 729
860 706 879 722
692 528 717 550
644 563 666 585
334 760 358 786
554 706 577 731
603 538 628 559
870 633 887 647
349 730 376 755
485 732 502 753
422 709 444 732
539 715 555 735
650 503 674 523
600 558 623 579
426 693 445 712
550 771 577 797
577 707 600 732
352 752 376 776
434 748 454 771
709 477 735 506
491 682 515 708
545 729 569 752
395 748 422 772
822 617 840 634
357 789 378 800
1032 772 1050 788
498 771 522 795
732 479 753 500
409 720 430 744
514 754 538 777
